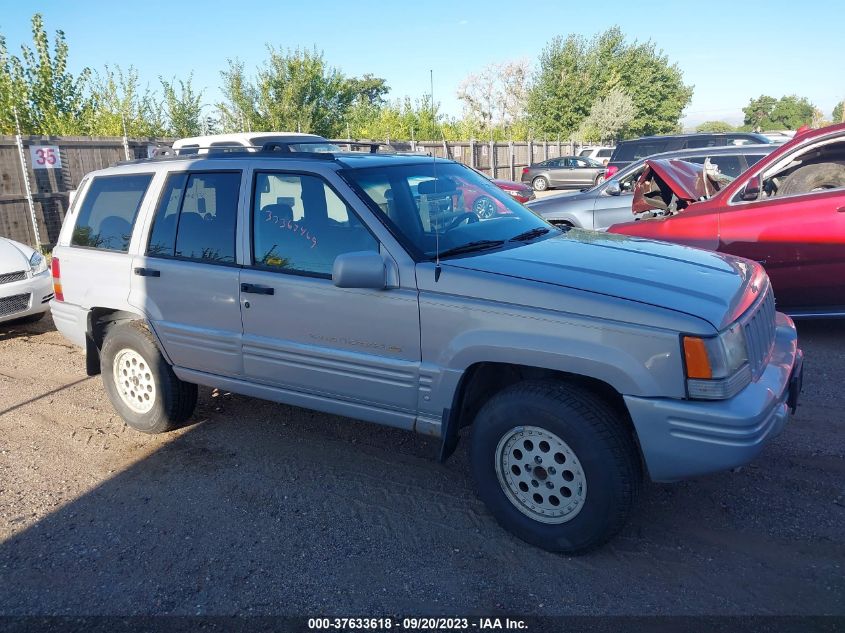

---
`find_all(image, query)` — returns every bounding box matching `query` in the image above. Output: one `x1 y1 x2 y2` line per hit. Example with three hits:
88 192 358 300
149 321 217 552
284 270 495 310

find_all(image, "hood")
442 229 762 329
632 159 731 215
526 189 584 209
0 238 32 273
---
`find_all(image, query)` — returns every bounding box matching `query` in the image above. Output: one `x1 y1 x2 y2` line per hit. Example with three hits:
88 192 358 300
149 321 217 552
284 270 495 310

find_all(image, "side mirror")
332 251 386 289
605 182 621 196
740 175 762 201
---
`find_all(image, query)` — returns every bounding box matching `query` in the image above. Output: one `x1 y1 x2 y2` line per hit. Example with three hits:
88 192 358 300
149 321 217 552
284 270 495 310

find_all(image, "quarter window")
252 172 378 277
71 174 153 252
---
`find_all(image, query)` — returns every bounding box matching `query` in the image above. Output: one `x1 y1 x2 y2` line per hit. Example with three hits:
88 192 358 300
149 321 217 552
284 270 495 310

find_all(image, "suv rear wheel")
100 321 197 433
470 380 641 553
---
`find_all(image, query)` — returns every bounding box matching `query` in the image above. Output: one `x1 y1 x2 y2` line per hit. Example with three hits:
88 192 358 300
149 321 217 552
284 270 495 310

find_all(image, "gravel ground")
0 315 842 616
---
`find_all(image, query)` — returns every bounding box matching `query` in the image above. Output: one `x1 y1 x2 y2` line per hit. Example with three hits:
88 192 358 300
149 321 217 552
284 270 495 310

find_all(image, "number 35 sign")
30 145 62 170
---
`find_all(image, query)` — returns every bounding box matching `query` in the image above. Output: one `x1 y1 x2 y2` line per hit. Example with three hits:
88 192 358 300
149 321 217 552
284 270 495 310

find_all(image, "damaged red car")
608 123 845 317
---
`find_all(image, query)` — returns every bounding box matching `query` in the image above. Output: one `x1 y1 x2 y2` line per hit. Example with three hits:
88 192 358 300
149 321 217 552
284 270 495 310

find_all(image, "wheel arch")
439 360 643 464
85 307 171 375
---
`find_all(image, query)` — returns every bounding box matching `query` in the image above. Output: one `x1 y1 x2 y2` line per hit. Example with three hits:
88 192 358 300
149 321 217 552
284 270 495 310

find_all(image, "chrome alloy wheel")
113 348 156 414
494 425 587 524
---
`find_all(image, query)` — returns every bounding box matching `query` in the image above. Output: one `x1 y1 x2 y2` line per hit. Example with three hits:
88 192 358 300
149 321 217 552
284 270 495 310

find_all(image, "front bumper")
624 312 802 482
0 270 53 324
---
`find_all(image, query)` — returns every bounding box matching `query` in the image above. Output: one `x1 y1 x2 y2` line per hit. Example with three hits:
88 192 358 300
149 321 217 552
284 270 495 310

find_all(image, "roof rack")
115 140 423 167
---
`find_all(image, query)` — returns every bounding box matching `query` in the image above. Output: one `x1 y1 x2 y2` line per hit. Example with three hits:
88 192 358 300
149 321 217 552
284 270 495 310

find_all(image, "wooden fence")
0 136 582 248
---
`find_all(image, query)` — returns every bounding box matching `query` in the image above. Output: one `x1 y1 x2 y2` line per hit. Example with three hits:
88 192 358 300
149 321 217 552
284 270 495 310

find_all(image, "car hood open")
632 158 730 215
442 229 763 330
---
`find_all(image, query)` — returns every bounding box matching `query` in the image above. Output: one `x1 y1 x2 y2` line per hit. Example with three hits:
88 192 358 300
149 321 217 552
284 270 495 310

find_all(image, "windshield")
343 162 554 259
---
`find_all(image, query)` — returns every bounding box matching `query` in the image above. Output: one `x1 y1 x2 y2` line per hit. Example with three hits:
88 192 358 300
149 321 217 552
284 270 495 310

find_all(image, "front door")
239 170 421 415
129 170 245 377
718 188 845 309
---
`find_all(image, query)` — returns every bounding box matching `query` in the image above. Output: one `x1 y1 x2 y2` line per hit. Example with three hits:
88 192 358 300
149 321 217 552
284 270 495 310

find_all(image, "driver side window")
252 172 378 277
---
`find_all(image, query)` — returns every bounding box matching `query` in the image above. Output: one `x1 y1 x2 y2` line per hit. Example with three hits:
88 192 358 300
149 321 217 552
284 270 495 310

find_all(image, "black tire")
532 176 549 192
779 161 845 196
470 380 642 553
100 321 197 434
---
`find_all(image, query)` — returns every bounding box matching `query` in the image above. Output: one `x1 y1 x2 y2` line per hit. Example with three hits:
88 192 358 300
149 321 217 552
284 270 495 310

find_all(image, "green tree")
743 94 815 131
0 13 90 134
742 95 777 130
87 65 165 137
833 101 844 123
527 27 692 139
695 120 735 133
218 49 387 137
575 87 635 142
160 73 203 137
767 95 815 130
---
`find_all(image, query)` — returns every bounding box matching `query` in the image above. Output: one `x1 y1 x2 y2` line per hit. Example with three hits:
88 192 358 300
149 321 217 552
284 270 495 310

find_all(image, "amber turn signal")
683 336 713 379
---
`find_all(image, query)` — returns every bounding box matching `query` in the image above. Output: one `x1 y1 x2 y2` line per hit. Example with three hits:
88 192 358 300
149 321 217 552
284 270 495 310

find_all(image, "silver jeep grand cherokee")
49 146 803 553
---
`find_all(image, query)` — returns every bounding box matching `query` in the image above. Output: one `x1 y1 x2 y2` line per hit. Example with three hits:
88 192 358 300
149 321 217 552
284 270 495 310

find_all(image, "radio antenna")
431 69 442 280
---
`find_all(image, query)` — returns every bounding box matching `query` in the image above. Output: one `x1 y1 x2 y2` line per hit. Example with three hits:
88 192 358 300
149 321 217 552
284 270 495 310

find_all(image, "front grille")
0 270 27 285
0 293 31 317
742 287 777 378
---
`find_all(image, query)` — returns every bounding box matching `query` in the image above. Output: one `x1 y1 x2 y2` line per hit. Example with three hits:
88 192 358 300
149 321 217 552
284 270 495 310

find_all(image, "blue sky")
1 0 843 128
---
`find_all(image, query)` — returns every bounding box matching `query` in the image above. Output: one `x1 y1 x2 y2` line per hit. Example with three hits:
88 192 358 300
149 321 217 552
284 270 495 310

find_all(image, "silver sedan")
520 156 606 192
527 144 775 230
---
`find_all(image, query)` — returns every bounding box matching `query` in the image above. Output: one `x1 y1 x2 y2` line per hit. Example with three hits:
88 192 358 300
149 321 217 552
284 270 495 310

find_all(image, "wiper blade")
509 227 553 242
437 240 505 258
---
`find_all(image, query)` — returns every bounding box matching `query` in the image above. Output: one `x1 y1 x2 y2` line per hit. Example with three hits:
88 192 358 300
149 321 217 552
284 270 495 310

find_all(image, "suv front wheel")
100 321 197 433
470 380 641 553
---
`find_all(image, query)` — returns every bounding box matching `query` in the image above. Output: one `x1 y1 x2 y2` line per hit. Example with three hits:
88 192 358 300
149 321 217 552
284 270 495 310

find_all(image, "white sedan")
0 237 53 325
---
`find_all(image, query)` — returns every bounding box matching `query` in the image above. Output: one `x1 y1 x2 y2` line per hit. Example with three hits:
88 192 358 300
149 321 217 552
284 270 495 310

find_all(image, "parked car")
578 146 615 165
521 156 606 191
467 167 535 217
527 145 775 230
171 132 338 155
608 122 845 317
50 146 802 553
0 237 52 325
606 132 773 178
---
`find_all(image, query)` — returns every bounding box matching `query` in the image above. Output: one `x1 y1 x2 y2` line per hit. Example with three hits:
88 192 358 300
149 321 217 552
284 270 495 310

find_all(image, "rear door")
128 170 245 377
718 188 845 309
572 158 598 187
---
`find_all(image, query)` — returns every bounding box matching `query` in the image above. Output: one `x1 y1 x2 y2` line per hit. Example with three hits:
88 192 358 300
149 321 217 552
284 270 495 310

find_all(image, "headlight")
29 251 48 275
682 323 750 400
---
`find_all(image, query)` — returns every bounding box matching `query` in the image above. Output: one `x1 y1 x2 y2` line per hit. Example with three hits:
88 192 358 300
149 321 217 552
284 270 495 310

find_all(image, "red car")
464 167 535 217
608 123 845 317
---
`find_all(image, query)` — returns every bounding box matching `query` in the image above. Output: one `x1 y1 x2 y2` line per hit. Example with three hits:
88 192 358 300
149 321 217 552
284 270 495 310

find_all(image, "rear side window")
597 149 613 158
71 174 153 252
685 136 721 149
147 171 241 263
614 142 668 162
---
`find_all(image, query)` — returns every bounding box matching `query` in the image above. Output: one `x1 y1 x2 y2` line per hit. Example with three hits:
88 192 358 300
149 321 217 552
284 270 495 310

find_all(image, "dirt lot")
0 315 843 616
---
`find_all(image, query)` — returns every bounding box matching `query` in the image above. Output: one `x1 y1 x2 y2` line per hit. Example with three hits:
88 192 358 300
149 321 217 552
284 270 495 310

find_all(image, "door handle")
837 206 845 213
240 283 274 295
134 267 160 277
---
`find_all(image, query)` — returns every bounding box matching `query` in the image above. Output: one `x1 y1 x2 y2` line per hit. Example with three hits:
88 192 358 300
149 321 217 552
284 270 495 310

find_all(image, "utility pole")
13 108 42 251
